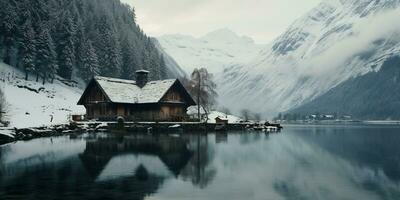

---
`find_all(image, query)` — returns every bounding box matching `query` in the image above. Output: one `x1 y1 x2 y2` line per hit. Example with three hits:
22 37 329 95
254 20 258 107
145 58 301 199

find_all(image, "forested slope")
0 0 179 84
289 57 400 120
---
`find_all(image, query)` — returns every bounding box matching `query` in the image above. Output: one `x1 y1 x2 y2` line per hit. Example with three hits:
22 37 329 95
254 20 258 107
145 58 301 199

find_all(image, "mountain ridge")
157 28 264 74
216 0 400 118
289 56 400 119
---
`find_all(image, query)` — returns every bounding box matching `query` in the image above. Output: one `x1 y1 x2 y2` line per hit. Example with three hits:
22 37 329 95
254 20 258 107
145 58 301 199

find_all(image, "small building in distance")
215 116 229 125
77 70 196 122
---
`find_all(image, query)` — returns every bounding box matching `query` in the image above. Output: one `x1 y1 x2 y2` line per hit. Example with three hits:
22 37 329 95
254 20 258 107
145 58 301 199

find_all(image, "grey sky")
121 0 321 43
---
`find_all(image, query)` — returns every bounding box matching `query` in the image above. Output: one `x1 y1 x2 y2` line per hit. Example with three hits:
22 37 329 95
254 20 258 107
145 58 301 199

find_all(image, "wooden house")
77 70 196 121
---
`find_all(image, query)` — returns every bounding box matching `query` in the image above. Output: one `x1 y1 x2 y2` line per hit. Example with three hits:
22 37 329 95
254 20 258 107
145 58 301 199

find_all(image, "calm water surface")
1 125 400 200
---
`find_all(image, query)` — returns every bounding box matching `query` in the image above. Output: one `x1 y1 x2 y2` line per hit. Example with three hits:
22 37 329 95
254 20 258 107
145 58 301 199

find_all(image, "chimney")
136 70 149 88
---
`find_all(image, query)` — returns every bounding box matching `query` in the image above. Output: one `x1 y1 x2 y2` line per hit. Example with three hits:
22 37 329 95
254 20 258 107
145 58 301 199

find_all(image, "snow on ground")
187 106 242 123
0 128 14 138
0 62 85 128
208 111 242 123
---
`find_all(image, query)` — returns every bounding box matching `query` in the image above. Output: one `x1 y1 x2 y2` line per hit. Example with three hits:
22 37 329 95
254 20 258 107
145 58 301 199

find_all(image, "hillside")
0 0 183 84
290 56 400 119
0 62 84 128
0 0 188 127
216 0 400 118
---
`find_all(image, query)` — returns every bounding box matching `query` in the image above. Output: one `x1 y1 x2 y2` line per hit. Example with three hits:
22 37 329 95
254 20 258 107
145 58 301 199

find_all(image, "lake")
1 125 400 200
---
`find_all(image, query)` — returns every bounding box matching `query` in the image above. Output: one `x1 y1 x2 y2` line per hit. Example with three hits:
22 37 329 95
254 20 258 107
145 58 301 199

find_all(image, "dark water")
1 125 400 200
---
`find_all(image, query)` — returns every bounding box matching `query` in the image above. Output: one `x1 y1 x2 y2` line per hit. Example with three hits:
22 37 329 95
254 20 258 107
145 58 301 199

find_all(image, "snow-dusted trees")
19 19 36 80
94 13 124 78
36 25 58 84
0 0 172 84
99 31 122 77
160 55 167 78
80 39 99 82
0 0 19 65
120 37 138 80
56 12 76 80
149 50 162 80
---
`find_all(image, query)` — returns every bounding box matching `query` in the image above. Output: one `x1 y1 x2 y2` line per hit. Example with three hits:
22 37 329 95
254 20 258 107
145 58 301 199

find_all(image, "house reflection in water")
216 133 228 143
78 133 217 198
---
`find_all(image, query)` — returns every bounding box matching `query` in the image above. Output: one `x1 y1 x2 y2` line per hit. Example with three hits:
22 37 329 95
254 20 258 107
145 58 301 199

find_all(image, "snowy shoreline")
0 124 81 145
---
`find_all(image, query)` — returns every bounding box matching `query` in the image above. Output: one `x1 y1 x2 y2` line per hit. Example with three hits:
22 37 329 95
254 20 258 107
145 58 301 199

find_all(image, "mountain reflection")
293 125 400 182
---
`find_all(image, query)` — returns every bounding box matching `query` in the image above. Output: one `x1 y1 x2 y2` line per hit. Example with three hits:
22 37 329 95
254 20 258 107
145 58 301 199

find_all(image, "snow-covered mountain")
151 38 187 78
217 0 400 117
157 29 265 74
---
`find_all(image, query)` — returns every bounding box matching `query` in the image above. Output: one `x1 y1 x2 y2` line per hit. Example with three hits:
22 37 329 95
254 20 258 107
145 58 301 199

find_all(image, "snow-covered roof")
94 76 177 104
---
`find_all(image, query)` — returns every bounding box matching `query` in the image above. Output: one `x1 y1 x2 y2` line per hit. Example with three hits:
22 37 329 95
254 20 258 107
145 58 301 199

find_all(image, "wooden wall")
83 83 107 103
86 103 187 122
162 86 184 103
82 80 192 122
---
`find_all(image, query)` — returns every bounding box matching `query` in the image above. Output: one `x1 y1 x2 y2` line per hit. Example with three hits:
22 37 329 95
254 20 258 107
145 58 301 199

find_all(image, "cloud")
121 0 320 43
303 8 400 77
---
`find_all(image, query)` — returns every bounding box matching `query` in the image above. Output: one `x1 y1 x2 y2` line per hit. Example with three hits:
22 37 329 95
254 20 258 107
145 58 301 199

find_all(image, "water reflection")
0 126 400 200
80 134 193 179
215 133 228 144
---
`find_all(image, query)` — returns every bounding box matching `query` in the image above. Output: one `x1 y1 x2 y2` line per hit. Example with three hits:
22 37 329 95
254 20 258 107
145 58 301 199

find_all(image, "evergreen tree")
19 19 36 80
56 13 76 80
93 15 119 77
36 25 57 84
0 0 179 84
74 15 85 72
160 54 167 79
31 0 51 22
142 49 151 72
149 50 161 80
0 0 19 65
81 39 99 82
99 29 121 77
120 37 137 79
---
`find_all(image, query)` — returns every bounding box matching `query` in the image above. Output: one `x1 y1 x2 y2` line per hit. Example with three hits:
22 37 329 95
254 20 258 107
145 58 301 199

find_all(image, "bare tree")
254 113 262 121
186 68 218 122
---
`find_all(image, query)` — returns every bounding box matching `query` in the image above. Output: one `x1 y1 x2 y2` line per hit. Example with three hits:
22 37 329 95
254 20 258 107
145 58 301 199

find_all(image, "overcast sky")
121 0 321 43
